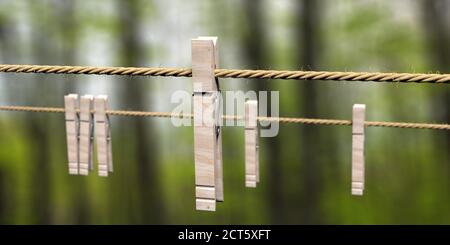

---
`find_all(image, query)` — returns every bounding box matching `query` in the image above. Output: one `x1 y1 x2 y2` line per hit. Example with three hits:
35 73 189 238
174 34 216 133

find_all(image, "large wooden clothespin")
351 104 366 196
94 95 113 177
65 94 80 175
245 100 259 188
79 95 94 176
192 36 223 211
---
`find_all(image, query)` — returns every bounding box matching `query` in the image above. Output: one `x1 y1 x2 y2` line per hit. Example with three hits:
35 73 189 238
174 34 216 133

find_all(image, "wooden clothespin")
79 95 94 176
65 94 80 175
351 104 366 196
192 36 223 211
94 95 113 177
245 100 259 188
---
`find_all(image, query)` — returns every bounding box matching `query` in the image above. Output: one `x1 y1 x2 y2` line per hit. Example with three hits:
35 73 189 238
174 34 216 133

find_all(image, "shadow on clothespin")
352 104 366 196
245 100 259 188
94 95 113 177
65 94 80 175
192 36 223 211
79 95 94 176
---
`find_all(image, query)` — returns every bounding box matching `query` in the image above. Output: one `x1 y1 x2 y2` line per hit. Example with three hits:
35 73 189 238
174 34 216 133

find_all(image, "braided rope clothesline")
0 106 448 130
0 64 450 83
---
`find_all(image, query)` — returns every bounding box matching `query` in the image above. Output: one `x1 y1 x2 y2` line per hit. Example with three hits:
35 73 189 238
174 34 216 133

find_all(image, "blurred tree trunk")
296 0 322 224
28 117 51 224
0 12 14 223
421 0 450 148
27 1 55 224
116 0 163 224
242 0 284 224
55 1 89 224
0 15 15 62
57 0 78 91
25 0 81 224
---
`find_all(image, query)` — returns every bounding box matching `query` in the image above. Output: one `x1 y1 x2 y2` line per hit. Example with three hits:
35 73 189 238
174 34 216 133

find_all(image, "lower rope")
0 105 448 130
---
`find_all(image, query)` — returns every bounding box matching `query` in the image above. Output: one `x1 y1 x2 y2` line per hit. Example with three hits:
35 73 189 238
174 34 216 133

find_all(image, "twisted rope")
0 105 448 130
1 64 450 83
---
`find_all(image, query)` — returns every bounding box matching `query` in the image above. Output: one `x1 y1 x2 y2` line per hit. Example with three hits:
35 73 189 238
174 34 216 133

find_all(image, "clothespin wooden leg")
65 94 79 175
352 104 366 196
192 36 222 211
245 100 258 188
193 93 217 211
79 95 94 176
94 95 113 177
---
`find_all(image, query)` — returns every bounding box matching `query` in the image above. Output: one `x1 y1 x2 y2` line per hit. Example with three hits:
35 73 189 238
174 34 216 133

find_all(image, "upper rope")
0 64 449 83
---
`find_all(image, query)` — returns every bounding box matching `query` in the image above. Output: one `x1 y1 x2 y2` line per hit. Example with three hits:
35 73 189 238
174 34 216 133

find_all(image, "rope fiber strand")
0 105 448 130
1 64 450 83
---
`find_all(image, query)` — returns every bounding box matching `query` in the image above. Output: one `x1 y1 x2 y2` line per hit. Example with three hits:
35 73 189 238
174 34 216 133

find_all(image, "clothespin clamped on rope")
192 36 223 211
245 100 259 188
65 94 80 175
94 95 114 177
351 104 366 196
79 95 94 176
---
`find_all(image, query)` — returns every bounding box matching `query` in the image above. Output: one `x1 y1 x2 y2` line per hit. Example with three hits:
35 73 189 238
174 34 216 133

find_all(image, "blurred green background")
0 0 449 224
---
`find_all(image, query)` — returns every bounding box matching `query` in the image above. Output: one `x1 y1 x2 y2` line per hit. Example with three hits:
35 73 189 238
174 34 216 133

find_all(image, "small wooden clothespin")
351 104 366 196
65 94 80 175
94 95 113 177
245 100 259 188
79 95 94 176
192 36 223 211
